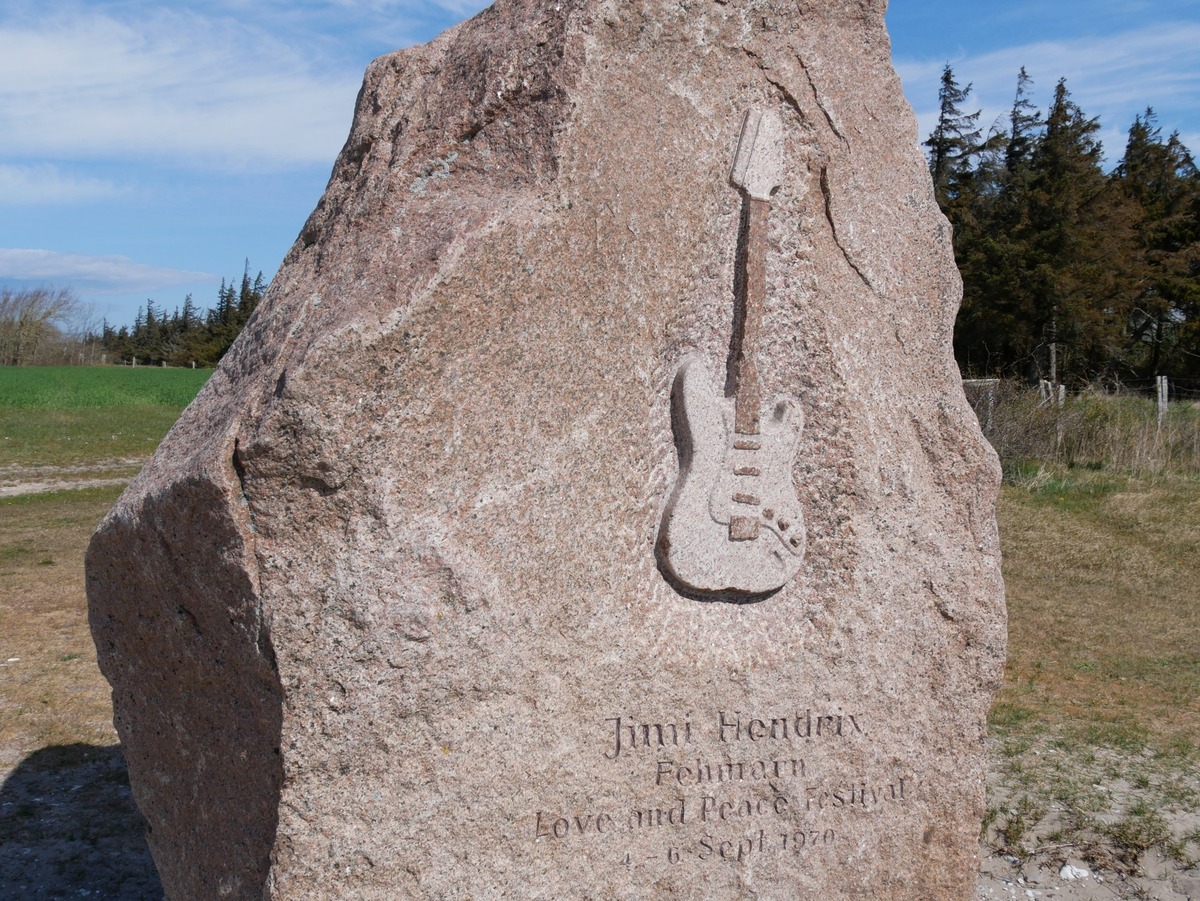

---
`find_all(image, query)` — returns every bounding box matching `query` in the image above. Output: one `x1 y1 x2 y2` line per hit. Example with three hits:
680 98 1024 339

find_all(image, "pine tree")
180 294 198 332
99 264 270 367
954 69 1046 379
1019 79 1119 385
924 65 985 211
1005 67 1042 175
1112 111 1200 380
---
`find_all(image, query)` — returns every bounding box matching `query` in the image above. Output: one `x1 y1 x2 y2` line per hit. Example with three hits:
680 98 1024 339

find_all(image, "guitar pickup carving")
729 516 760 541
734 466 762 476
733 439 761 451
733 493 761 506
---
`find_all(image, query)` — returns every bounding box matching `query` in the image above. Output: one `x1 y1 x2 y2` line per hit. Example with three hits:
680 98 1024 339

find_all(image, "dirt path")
0 459 143 497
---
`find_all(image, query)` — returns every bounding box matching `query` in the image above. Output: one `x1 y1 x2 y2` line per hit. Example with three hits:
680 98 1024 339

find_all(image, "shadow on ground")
0 743 163 900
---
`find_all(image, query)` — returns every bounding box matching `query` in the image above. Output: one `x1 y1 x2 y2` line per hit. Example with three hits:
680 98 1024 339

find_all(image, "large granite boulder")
87 0 1006 897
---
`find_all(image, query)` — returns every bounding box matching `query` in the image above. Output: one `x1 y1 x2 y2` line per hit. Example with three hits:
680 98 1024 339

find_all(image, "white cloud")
0 164 122 205
0 8 363 170
896 21 1200 163
0 249 216 294
321 0 490 17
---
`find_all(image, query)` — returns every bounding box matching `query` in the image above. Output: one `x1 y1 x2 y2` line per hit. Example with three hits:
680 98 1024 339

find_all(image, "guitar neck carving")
733 195 770 437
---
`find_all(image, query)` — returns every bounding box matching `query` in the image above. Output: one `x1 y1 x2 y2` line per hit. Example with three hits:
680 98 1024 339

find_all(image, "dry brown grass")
980 470 1200 883
968 381 1200 479
0 487 123 774
994 470 1200 745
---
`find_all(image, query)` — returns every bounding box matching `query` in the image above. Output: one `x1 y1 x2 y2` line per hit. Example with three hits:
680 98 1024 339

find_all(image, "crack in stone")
744 50 874 296
763 72 804 121
794 56 846 148
231 438 276 671
231 439 257 535
820 165 874 293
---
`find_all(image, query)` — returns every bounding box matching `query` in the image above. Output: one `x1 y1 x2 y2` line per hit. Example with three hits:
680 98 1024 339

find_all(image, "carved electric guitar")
658 109 805 599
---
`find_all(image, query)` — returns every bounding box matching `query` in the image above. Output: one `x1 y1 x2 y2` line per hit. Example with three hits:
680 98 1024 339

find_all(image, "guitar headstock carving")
729 109 785 201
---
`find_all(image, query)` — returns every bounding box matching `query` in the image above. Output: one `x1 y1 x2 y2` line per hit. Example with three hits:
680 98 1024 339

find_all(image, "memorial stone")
87 0 1007 897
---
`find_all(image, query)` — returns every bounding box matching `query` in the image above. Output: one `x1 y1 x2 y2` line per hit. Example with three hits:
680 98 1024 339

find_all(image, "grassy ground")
0 488 162 899
0 365 212 501
0 366 211 409
997 469 1199 743
0 367 206 898
983 468 1200 888
0 366 210 470
0 487 125 766
0 367 208 764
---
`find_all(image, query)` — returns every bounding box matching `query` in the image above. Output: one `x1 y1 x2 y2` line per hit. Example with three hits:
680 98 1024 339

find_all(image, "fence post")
1055 383 1066 453
1157 376 1168 428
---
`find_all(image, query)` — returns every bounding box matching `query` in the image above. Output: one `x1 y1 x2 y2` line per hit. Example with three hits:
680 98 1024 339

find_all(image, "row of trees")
927 66 1200 387
0 267 266 368
95 267 266 368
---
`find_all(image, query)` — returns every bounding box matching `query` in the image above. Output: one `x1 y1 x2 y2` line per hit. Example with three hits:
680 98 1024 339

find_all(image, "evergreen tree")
924 65 985 211
941 69 1032 377
1017 79 1119 385
1112 111 1200 380
1005 67 1042 175
180 294 198 332
947 74 1138 384
99 265 269 367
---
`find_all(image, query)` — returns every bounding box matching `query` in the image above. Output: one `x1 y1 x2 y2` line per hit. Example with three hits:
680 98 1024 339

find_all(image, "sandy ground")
978 849 1200 900
0 459 144 498
976 737 1200 901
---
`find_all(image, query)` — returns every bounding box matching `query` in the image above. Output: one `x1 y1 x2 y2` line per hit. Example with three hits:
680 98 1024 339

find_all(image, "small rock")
1059 864 1090 881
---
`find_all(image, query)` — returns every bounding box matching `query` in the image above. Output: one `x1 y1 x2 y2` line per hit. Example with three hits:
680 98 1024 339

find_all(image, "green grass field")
0 366 211 469
0 366 211 409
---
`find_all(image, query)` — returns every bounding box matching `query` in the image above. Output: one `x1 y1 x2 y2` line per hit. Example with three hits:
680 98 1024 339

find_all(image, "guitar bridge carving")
657 108 806 600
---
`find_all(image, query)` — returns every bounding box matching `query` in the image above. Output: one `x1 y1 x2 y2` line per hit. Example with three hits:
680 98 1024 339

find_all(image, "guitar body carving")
657 357 805 598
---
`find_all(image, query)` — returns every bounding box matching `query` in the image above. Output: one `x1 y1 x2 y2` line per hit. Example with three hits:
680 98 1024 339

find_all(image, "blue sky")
2 0 1197 329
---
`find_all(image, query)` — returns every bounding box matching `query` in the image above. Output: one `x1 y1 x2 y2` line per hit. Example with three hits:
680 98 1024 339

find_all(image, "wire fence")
962 379 1200 478
1110 377 1200 403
